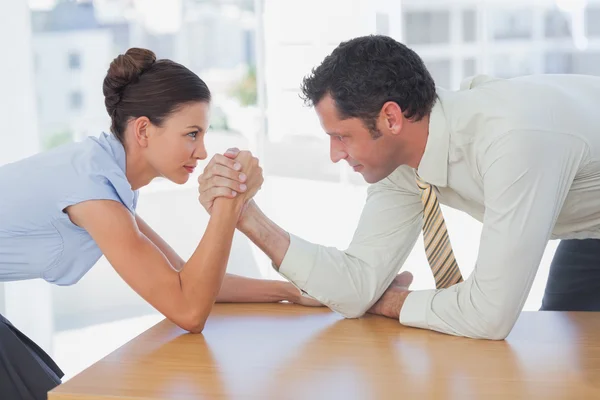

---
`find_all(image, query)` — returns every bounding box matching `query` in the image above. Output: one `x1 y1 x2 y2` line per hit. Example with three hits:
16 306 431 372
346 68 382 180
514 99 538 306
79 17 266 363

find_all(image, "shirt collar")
416 90 450 187
100 132 128 175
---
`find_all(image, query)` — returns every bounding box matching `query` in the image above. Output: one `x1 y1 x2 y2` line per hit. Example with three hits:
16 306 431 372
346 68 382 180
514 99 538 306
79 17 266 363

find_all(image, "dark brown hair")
103 48 211 144
301 35 436 138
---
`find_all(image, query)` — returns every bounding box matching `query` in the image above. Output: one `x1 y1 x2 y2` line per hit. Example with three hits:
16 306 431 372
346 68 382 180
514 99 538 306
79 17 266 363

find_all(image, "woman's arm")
67 153 261 333
68 198 239 333
135 214 319 305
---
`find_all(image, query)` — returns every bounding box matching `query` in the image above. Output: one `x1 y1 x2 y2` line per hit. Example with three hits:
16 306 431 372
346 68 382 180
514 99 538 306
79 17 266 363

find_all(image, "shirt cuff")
275 233 318 289
399 289 437 330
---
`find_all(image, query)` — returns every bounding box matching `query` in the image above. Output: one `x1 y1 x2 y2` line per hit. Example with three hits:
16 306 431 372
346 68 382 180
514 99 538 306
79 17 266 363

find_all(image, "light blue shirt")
0 133 138 285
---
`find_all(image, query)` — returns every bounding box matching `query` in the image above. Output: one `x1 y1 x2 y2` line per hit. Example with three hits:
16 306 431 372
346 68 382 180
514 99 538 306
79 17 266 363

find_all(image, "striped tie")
415 174 463 288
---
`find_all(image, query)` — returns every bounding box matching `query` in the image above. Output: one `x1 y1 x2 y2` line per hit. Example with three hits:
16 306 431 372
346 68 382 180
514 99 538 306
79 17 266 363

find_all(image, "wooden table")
49 304 600 399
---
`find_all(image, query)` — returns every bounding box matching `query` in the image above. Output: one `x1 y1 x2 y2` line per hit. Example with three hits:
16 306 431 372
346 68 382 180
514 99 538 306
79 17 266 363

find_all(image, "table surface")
49 304 600 400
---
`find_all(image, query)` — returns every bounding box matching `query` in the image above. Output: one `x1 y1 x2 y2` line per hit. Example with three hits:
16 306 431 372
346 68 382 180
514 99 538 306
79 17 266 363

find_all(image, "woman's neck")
123 141 157 191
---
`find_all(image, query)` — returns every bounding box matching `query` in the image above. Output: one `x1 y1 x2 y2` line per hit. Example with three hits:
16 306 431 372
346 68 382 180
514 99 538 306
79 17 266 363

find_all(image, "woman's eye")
187 131 198 139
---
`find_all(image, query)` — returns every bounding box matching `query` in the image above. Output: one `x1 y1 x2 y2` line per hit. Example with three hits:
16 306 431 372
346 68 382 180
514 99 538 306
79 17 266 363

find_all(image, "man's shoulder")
459 74 504 91
369 165 419 194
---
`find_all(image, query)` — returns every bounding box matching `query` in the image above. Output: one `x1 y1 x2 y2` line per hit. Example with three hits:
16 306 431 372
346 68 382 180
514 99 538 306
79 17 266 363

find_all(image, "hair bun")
103 48 156 114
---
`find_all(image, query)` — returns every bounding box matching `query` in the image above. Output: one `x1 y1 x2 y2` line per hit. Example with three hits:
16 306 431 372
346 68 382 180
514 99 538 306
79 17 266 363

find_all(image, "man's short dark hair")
300 35 437 138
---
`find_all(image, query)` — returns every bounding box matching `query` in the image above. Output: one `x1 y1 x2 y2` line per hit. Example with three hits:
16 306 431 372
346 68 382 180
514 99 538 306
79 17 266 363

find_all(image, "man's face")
315 94 401 184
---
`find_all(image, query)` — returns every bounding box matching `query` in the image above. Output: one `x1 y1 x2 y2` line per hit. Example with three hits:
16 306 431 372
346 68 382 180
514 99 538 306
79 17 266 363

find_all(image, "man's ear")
381 101 404 135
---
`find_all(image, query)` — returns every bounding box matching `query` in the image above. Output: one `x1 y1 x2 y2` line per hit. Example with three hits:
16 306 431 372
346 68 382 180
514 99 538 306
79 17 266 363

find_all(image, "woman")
0 48 318 399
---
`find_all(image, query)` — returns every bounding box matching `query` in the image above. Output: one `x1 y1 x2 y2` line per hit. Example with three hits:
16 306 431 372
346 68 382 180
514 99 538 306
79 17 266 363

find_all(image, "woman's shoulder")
66 133 138 213
0 133 124 178
0 133 137 215
72 133 127 176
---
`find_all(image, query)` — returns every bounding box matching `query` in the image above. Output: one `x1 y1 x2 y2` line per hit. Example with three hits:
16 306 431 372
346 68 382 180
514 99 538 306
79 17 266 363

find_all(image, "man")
198 35 600 340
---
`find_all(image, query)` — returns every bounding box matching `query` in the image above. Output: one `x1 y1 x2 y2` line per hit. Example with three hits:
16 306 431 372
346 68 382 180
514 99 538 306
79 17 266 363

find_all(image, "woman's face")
144 101 210 184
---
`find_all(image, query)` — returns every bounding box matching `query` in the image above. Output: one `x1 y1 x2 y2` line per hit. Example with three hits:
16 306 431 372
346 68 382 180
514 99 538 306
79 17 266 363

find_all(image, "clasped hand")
198 148 262 215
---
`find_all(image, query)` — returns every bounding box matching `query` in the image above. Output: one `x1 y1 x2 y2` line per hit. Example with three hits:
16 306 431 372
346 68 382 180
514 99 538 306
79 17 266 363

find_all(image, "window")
425 59 451 89
544 52 573 73
69 91 83 110
404 11 450 45
545 10 571 38
573 52 600 76
462 10 477 42
243 29 255 66
493 54 534 78
492 10 532 40
68 52 81 70
586 7 600 37
376 13 390 35
463 58 476 78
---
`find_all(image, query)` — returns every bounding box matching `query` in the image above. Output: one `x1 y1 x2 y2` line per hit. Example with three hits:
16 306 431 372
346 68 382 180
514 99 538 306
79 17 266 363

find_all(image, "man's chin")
360 171 385 184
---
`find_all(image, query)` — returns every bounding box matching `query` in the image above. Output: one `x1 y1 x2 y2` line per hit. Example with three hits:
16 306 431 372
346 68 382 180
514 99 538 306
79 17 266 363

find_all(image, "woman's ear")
132 116 151 148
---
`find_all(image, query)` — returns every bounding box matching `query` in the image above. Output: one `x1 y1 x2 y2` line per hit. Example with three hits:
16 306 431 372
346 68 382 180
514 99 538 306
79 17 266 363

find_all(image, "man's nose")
330 138 347 164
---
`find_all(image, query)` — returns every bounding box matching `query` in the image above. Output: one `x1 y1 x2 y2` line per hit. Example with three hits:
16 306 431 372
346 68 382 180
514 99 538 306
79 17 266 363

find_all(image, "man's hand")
231 150 263 204
198 148 262 215
367 271 413 319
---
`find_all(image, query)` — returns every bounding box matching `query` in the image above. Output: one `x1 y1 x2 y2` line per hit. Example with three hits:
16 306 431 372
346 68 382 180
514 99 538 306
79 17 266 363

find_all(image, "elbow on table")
339 307 367 319
472 309 520 340
334 295 375 319
175 309 209 334
477 326 510 341
183 321 206 334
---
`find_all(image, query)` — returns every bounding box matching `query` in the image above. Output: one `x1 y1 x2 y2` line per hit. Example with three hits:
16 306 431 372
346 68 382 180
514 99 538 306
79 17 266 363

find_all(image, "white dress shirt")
277 74 600 339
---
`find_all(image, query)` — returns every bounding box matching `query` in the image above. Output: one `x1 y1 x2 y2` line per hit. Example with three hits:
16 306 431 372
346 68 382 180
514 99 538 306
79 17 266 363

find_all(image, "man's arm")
236 168 424 318
399 130 587 339
236 200 289 267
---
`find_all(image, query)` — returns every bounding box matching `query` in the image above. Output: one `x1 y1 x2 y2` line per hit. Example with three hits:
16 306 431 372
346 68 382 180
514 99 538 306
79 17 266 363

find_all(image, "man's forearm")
237 201 290 269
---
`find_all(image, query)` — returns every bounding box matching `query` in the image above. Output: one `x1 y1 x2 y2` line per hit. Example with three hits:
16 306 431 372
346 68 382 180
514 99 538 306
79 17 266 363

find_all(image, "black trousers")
541 238 600 311
0 313 63 400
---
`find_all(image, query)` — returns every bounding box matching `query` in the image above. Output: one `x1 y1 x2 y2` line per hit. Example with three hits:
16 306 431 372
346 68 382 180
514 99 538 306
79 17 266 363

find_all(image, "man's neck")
401 115 430 170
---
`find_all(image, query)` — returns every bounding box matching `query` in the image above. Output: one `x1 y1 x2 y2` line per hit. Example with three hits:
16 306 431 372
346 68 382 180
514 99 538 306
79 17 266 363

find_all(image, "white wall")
0 0 54 353
0 0 40 165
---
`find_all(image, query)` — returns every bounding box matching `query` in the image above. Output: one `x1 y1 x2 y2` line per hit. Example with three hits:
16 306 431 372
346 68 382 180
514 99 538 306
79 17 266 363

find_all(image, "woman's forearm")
136 214 185 271
178 197 243 330
136 215 292 304
217 274 294 303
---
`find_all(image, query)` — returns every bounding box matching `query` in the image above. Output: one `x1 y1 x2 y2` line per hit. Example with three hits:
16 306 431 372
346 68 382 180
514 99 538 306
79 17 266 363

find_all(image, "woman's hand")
231 149 263 204
290 290 324 307
198 148 263 214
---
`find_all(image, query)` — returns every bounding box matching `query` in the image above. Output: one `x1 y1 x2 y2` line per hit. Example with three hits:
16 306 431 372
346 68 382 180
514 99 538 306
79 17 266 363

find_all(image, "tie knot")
415 172 430 190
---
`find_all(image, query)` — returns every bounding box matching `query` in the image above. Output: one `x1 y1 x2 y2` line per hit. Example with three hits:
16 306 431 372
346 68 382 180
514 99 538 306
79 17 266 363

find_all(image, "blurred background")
1 0 598 381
